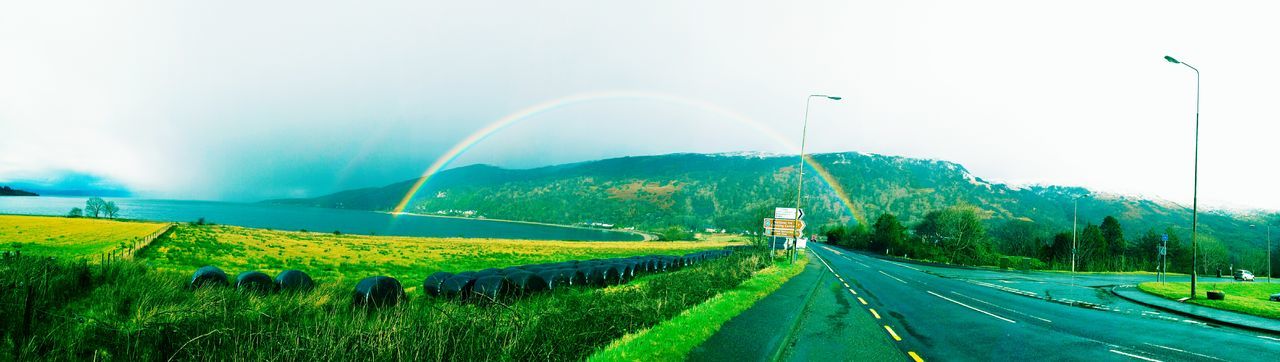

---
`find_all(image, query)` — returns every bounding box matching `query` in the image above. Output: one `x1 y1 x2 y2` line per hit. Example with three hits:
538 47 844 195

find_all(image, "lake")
0 196 643 241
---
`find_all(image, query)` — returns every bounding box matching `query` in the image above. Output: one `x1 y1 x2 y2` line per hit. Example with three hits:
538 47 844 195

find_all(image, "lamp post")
793 94 841 263
1165 55 1200 298
1257 223 1273 283
1072 198 1078 286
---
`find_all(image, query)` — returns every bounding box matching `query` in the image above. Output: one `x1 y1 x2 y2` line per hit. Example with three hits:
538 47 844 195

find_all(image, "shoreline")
382 211 657 241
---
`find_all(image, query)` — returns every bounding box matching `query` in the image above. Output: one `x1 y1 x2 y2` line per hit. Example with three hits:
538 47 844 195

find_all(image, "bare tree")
85 197 106 218
104 201 119 218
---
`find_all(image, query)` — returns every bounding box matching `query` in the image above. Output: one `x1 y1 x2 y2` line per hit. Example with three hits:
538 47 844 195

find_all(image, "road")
807 243 1280 362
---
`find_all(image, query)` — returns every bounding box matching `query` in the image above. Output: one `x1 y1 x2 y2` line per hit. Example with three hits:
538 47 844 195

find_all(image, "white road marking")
1142 343 1224 361
879 270 908 284
1259 335 1280 342
949 291 1052 323
889 261 923 271
1109 349 1163 362
926 291 1015 323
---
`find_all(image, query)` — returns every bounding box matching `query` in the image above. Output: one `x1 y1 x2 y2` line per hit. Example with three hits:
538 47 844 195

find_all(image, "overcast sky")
1 1 1277 210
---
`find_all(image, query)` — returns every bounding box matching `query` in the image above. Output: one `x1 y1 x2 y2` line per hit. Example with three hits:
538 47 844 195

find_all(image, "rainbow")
392 91 862 223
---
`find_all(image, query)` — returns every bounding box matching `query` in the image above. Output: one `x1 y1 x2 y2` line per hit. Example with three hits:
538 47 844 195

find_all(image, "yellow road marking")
884 325 902 341
908 351 924 362
857 297 868 305
842 282 850 288
869 308 881 319
848 288 857 295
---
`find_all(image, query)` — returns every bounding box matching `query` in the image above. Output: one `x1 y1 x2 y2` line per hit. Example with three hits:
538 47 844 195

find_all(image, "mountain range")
269 151 1273 256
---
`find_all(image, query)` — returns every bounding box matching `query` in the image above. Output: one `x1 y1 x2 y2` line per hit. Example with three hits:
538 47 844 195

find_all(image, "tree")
1100 216 1126 270
103 201 119 218
1077 224 1105 271
85 197 106 218
1046 231 1074 270
67 207 83 218
914 206 991 265
870 213 907 255
992 219 1047 257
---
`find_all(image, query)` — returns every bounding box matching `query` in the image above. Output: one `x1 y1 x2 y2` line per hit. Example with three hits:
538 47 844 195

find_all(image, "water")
0 196 642 241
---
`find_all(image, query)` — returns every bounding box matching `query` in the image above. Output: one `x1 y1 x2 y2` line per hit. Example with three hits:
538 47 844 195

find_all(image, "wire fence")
97 223 176 264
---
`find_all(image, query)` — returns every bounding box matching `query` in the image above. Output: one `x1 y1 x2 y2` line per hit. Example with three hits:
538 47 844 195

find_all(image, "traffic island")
1111 284 1280 335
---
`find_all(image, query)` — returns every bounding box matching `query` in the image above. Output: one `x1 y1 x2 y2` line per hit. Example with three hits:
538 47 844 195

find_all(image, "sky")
1 1 1277 210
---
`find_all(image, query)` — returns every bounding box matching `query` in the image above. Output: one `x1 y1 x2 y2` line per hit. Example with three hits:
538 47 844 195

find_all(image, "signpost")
766 208 805 262
1163 235 1169 282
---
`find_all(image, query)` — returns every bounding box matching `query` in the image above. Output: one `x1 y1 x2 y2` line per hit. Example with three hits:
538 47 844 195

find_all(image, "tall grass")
1 249 773 360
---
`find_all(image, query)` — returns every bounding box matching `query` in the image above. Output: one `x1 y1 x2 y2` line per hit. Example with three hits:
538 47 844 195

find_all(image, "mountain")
269 152 1273 255
0 186 38 196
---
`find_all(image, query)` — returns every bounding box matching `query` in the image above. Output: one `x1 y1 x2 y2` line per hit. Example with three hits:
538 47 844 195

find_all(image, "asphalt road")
808 243 1280 362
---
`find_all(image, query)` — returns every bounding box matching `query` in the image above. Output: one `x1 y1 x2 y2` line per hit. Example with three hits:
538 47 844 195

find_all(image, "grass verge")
1138 281 1280 319
587 254 808 361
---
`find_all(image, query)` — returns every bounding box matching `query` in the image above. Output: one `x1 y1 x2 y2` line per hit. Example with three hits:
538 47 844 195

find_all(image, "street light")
1254 223 1273 283
792 94 841 263
1165 54 1200 298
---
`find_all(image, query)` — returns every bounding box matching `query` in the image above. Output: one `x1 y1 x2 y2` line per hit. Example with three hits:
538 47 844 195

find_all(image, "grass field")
0 215 168 258
589 254 808 361
1138 281 1280 319
145 224 737 285
1 249 775 360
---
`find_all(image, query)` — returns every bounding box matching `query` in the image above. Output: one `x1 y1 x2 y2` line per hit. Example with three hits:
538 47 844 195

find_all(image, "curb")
1109 286 1280 336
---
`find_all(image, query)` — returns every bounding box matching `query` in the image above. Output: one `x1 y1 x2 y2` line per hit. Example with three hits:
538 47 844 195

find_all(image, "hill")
0 186 37 196
269 152 1275 264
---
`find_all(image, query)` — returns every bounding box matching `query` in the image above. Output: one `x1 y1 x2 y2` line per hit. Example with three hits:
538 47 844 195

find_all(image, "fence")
97 223 176 264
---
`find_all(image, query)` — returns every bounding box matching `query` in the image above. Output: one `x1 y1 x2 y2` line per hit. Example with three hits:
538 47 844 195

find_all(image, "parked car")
1271 293 1280 302
1233 269 1255 281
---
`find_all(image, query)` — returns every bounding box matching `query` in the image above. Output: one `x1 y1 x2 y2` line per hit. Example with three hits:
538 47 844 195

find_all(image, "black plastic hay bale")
536 269 569 291
477 268 502 276
561 268 587 286
353 276 405 307
235 271 274 293
274 270 315 292
505 271 550 294
441 274 478 299
471 275 516 301
190 266 229 289
422 271 454 297
587 265 622 286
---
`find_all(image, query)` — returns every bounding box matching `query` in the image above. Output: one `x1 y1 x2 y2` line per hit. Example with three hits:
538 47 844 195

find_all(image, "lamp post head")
1164 55 1181 64
827 96 842 100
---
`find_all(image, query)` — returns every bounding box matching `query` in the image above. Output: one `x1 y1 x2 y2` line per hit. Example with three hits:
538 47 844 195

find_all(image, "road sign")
762 218 807 230
774 207 804 220
763 228 802 238
1161 234 1169 242
1159 246 1167 256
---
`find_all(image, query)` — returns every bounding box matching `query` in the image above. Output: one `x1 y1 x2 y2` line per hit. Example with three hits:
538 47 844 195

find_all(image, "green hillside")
270 152 1275 271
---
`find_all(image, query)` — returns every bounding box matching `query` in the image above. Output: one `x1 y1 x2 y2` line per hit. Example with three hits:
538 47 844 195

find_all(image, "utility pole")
1072 198 1078 286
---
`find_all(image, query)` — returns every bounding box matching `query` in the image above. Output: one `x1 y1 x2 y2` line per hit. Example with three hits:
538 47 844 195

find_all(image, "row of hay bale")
422 247 737 302
188 245 755 307
189 266 315 292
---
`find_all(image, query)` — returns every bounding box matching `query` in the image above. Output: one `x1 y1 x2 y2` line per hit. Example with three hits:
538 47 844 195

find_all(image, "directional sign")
774 207 804 220
764 228 802 237
763 218 807 230
1161 234 1169 242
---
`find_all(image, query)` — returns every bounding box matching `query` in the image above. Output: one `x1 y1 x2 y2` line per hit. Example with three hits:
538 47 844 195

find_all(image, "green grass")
0 215 168 258
1 249 775 360
588 255 807 361
1138 281 1280 319
145 224 737 286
